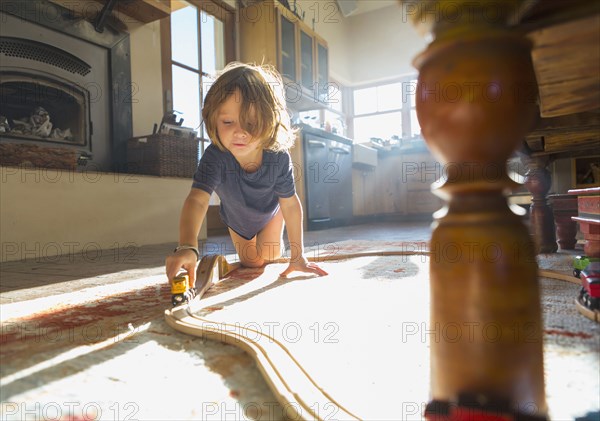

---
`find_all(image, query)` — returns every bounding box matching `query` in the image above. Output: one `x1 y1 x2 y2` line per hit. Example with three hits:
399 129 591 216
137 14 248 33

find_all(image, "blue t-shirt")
192 144 296 239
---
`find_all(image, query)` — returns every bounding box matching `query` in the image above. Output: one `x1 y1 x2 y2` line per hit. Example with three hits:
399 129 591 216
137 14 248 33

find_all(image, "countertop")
294 124 353 145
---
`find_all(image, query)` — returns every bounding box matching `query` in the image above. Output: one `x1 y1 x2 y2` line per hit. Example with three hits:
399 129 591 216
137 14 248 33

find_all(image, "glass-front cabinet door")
316 38 328 103
300 28 314 89
279 15 296 82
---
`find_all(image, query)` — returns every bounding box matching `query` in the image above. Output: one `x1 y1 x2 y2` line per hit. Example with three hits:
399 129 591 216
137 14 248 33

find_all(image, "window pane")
410 109 421 137
327 82 343 112
377 82 402 112
200 11 225 76
299 110 320 128
200 74 216 140
171 5 199 69
324 110 345 136
172 65 200 133
353 112 402 143
353 87 377 115
405 79 418 108
201 75 215 104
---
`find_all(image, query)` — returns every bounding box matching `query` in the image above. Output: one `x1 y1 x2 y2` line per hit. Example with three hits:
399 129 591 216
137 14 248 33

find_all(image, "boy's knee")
260 242 283 261
237 242 281 266
240 256 265 268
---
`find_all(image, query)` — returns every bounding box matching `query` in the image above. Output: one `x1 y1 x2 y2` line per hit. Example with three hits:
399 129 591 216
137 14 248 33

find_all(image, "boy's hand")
165 250 198 287
279 257 328 278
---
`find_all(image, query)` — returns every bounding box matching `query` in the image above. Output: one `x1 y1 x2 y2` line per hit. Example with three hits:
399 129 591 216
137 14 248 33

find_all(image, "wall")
0 4 207 264
45 0 165 137
296 0 427 86
551 158 574 194
346 4 427 84
296 0 352 85
0 167 206 263
129 20 165 137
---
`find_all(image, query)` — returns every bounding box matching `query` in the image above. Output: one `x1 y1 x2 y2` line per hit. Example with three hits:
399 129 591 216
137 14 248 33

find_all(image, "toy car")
578 261 600 311
171 273 195 307
573 255 592 278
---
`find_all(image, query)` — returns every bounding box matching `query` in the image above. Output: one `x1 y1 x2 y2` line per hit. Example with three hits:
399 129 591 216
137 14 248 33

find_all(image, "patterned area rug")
1 240 599 420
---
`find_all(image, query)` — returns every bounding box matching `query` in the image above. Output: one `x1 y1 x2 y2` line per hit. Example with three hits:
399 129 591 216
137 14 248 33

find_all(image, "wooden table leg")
408 3 548 418
549 194 578 251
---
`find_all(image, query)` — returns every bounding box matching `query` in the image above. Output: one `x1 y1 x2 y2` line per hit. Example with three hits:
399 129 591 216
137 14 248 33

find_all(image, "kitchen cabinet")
303 132 353 230
316 39 328 97
289 125 353 230
352 167 377 216
299 27 313 88
280 14 297 82
239 0 329 110
371 146 443 217
374 153 403 214
399 150 444 215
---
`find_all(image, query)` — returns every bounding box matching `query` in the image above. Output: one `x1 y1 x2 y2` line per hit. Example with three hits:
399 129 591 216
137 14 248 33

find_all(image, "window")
298 79 347 136
352 77 420 143
407 78 420 137
162 0 234 155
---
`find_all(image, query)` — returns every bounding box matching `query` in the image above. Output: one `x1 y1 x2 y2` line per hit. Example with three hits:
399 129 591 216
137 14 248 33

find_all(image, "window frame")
350 75 420 142
160 0 235 154
322 77 348 135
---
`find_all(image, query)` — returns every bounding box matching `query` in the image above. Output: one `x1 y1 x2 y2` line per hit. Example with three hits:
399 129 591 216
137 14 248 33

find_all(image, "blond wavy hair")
202 62 295 153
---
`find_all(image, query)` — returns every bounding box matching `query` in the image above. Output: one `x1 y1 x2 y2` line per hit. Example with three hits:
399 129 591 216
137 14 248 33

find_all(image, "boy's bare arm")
279 195 328 277
179 188 211 248
278 194 305 262
165 188 211 286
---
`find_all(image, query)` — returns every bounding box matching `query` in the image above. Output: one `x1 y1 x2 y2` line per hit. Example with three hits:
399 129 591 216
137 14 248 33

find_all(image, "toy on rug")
576 260 600 322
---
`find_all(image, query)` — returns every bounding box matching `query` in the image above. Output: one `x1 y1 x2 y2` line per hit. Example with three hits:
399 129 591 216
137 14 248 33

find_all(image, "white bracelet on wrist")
173 245 199 260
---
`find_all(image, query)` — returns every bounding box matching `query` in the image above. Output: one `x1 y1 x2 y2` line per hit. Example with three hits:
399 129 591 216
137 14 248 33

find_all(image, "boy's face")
216 91 261 163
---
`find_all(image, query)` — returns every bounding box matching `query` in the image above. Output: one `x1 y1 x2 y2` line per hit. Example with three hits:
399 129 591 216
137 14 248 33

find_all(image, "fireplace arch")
1 70 90 147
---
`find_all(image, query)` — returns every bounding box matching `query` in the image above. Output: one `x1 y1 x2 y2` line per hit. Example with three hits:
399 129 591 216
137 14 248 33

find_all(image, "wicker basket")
127 134 199 178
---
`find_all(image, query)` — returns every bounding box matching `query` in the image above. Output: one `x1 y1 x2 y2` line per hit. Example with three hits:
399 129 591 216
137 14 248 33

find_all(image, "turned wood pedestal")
525 156 558 253
408 2 548 418
548 194 579 250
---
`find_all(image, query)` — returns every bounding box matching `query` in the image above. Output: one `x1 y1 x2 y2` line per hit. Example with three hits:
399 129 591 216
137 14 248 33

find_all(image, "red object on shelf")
569 187 600 258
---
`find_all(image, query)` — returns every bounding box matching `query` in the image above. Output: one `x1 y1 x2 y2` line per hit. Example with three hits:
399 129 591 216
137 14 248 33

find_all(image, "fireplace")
1 68 89 147
0 0 132 171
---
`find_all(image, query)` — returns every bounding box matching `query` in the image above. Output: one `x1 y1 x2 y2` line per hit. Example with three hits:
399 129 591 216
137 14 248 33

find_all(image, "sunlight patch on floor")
2 337 244 420
179 255 431 420
1 323 150 389
545 344 600 420
0 274 165 322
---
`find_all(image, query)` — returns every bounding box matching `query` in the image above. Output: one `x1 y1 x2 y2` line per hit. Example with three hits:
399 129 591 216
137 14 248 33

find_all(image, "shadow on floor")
0 222 432 295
